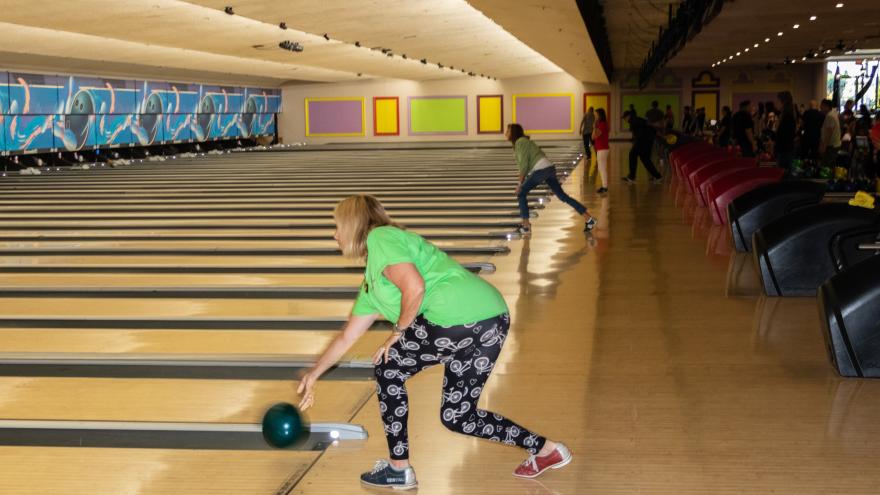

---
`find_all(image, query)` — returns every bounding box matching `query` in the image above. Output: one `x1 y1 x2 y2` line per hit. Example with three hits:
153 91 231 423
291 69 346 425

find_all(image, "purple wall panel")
515 96 572 131
307 99 363 135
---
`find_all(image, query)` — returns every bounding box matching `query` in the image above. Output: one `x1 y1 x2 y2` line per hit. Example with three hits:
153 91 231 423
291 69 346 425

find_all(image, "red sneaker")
513 442 572 478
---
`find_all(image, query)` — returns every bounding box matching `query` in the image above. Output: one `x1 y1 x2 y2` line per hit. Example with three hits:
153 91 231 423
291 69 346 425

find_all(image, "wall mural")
0 71 281 154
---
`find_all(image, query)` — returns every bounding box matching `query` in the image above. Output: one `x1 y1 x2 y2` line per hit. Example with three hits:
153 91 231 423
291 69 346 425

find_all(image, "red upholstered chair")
691 158 759 205
678 150 726 183
707 168 786 225
670 142 715 174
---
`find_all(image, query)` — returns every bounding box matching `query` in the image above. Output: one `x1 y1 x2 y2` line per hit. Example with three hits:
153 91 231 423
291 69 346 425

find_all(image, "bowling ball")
665 134 677 145
834 166 848 180
64 90 95 151
262 402 308 449
818 167 833 179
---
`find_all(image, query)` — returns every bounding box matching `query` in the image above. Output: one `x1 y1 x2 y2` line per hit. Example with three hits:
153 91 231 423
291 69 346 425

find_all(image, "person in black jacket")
622 111 663 184
774 91 797 173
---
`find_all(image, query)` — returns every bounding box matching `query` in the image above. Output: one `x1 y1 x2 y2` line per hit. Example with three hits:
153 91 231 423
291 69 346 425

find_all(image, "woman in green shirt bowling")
508 123 596 235
297 195 572 490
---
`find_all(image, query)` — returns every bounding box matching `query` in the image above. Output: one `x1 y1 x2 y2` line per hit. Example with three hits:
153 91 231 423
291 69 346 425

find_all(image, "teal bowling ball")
262 402 307 449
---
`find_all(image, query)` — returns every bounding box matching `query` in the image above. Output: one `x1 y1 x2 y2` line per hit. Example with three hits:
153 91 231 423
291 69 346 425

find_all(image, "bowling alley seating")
727 181 827 252
706 167 786 225
752 203 880 296
691 157 758 206
819 254 880 377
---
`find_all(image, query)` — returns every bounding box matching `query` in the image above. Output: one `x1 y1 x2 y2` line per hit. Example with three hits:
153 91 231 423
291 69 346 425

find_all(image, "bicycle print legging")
374 313 547 460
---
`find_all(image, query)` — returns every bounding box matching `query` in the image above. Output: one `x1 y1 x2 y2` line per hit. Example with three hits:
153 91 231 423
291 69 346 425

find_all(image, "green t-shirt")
351 226 508 327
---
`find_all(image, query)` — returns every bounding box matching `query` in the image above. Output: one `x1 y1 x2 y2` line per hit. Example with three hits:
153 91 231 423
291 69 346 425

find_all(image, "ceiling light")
825 49 832 54
765 38 771 42
745 48 750 52
836 3 844 8
778 31 784 36
224 6 234 15
810 15 817 21
736 51 741 56
801 56 807 60
793 24 800 29
728 55 733 60
754 43 759 48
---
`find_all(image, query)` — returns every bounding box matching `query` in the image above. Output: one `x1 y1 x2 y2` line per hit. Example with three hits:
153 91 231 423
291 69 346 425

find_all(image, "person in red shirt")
592 108 610 193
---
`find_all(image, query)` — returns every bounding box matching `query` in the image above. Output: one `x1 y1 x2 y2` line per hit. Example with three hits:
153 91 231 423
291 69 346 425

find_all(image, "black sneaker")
621 177 635 185
360 460 418 490
584 217 598 232
596 187 608 194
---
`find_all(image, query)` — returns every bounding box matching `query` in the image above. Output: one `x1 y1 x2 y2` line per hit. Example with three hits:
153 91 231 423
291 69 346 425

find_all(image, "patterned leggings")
373 313 546 460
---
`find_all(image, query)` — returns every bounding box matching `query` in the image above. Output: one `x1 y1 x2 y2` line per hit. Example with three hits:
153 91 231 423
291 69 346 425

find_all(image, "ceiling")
0 0 608 85
600 0 682 69
670 0 880 68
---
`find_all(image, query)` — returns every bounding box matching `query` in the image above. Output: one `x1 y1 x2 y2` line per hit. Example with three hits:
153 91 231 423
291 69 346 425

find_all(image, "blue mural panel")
0 72 9 115
206 114 240 140
59 76 138 115
95 113 135 147
244 87 281 114
7 115 56 152
54 114 97 151
164 114 193 143
2 72 279 155
199 86 243 114
250 113 276 137
7 73 62 115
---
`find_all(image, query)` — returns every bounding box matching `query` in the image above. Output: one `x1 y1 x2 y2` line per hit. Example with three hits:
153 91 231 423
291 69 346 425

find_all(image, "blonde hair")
334 195 400 258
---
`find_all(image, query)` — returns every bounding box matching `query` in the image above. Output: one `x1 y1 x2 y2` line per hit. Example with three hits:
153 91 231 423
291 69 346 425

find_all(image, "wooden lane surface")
0 298 358 319
0 254 488 266
0 377 371 424
0 448 318 495
0 329 386 358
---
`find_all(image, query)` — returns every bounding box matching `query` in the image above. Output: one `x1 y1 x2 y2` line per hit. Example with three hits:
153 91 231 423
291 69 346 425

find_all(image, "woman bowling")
297 195 571 490
506 123 596 235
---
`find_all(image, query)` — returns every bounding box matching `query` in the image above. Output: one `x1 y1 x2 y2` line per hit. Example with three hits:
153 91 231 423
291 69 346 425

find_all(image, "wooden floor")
2 143 879 494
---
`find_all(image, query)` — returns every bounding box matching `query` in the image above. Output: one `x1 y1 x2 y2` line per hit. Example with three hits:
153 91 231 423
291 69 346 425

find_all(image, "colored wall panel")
621 93 680 127
512 94 573 133
408 96 467 135
373 97 399 136
477 95 503 134
693 91 719 121
584 93 610 121
305 97 365 137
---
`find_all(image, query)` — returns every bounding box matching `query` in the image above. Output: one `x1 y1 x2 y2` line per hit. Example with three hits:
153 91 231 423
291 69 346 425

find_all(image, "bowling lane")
0 238 504 250
0 273 366 288
0 448 317 495
0 377 371 424
0 298 357 319
0 329 386 357
0 254 489 266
